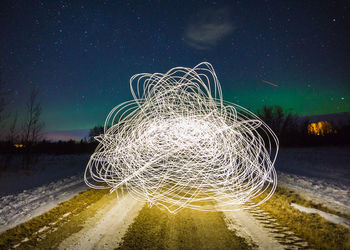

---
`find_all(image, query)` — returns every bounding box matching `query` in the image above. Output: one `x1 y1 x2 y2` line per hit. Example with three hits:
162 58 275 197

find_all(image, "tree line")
0 75 44 151
257 105 350 147
89 106 350 148
0 67 348 157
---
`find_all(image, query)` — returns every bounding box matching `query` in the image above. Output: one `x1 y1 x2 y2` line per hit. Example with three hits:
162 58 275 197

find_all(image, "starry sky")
0 0 349 139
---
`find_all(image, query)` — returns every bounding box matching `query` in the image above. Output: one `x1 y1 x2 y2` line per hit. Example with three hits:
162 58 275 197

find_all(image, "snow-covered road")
223 204 310 249
58 193 144 250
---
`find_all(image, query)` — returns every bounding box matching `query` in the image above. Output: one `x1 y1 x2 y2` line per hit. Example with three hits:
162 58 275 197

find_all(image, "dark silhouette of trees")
258 106 291 136
22 87 44 147
258 105 302 146
257 105 350 146
0 72 7 127
0 102 348 158
88 125 104 142
7 111 18 144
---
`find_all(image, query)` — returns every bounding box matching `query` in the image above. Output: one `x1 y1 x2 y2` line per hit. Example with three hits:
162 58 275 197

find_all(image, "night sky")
0 0 349 139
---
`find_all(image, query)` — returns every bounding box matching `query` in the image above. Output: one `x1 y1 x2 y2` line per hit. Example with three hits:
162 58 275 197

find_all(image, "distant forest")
0 104 349 156
256 105 350 147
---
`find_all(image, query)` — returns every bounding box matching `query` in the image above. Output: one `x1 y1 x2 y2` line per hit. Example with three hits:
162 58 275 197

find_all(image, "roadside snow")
278 172 350 214
0 174 88 234
276 147 350 214
291 203 350 229
0 154 91 234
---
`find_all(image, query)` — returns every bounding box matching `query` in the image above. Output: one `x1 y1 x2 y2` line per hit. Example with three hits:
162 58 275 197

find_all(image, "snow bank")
291 203 350 229
0 174 89 233
278 172 350 214
0 154 91 233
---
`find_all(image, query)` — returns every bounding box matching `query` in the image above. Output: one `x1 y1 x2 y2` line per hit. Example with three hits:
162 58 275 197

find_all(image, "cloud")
184 7 234 50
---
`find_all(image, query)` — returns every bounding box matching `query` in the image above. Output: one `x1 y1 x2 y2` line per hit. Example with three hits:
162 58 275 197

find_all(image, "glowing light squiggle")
85 62 278 213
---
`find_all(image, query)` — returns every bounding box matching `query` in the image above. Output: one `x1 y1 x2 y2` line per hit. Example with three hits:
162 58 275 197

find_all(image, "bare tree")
0 71 7 127
7 111 18 144
22 87 44 147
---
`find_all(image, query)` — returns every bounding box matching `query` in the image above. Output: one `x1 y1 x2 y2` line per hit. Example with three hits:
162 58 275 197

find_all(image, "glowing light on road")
85 62 279 213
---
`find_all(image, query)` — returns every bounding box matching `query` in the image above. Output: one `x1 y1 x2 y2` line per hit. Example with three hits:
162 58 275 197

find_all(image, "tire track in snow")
58 193 144 250
222 203 310 250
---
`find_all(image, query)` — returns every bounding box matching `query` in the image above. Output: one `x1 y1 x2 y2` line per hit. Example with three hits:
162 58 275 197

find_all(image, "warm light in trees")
308 121 334 136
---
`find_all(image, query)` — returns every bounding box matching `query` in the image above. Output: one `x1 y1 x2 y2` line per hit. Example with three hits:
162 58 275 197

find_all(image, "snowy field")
276 147 350 214
0 154 90 196
0 147 349 233
0 154 90 233
276 147 350 186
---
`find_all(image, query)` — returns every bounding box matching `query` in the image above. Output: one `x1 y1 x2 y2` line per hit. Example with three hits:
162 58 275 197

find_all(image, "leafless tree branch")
22 87 44 146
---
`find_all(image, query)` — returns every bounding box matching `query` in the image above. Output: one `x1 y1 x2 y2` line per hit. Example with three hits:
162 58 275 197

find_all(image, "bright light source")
85 62 279 213
308 121 334 136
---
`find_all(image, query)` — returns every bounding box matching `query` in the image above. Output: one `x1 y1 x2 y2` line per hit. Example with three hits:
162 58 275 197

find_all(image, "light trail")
85 62 279 213
261 80 279 87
